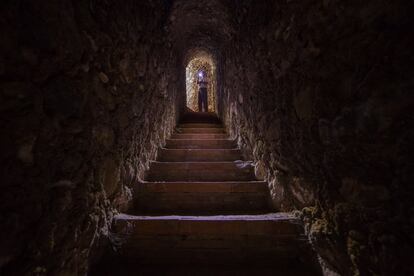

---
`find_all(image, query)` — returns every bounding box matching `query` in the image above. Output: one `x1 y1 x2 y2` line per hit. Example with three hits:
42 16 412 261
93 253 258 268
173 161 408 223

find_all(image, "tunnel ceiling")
168 0 235 57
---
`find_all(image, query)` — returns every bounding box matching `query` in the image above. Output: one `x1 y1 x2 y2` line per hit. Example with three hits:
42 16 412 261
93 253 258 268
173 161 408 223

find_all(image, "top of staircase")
180 111 221 123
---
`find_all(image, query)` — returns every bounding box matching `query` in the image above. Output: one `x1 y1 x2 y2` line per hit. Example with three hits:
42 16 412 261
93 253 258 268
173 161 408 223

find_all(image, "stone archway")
185 51 217 112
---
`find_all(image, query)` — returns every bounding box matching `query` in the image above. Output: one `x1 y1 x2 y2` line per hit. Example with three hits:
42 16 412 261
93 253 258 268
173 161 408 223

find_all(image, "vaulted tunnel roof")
167 0 236 60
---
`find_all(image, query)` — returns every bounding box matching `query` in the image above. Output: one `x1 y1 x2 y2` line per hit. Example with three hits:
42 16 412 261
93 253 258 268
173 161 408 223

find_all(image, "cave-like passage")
2 0 409 275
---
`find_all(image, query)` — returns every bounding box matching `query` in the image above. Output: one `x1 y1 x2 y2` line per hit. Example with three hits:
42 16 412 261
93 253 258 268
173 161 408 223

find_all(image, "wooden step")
157 148 242 162
165 139 236 149
171 133 228 139
111 213 308 265
176 128 225 134
133 181 270 214
145 161 256 182
178 123 222 128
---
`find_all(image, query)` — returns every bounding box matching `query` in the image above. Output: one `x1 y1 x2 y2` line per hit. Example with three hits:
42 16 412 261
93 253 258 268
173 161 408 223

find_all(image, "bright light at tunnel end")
185 52 216 112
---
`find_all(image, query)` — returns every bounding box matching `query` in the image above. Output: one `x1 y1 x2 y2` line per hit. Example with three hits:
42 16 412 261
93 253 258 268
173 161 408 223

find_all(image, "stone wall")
0 1 182 274
219 0 414 275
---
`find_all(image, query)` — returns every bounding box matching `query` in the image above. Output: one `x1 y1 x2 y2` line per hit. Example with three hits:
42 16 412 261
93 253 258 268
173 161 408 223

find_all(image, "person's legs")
201 88 208 112
204 88 208 112
198 89 202 112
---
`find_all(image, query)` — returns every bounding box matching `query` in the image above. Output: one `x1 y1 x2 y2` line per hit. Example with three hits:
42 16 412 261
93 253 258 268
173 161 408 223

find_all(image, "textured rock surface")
219 1 414 275
0 1 182 275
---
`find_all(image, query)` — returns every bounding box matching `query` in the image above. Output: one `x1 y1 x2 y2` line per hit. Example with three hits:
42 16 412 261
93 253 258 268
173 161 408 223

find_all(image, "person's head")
198 70 205 81
199 70 210 80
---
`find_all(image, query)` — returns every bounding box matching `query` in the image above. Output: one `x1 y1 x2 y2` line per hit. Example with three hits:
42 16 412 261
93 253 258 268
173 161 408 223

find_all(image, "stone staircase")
93 112 321 275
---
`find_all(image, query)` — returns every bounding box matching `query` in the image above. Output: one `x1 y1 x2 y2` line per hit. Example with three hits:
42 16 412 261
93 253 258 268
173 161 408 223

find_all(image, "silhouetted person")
197 71 208 112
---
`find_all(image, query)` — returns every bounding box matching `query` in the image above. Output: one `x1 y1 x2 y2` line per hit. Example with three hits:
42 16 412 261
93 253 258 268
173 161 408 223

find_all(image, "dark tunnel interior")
1 0 413 275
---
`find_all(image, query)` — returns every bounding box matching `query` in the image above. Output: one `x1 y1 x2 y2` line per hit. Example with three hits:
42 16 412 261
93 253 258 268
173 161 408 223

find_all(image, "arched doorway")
185 50 217 112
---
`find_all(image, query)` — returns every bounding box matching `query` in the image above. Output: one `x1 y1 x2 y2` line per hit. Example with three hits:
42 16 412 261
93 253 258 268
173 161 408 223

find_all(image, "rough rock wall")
220 0 414 275
0 1 182 274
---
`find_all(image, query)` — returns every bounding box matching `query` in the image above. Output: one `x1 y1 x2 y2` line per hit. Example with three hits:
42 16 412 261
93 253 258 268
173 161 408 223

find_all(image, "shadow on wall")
185 50 217 112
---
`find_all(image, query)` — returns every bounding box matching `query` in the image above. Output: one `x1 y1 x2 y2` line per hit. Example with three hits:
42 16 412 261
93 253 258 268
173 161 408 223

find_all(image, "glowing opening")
185 51 217 112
